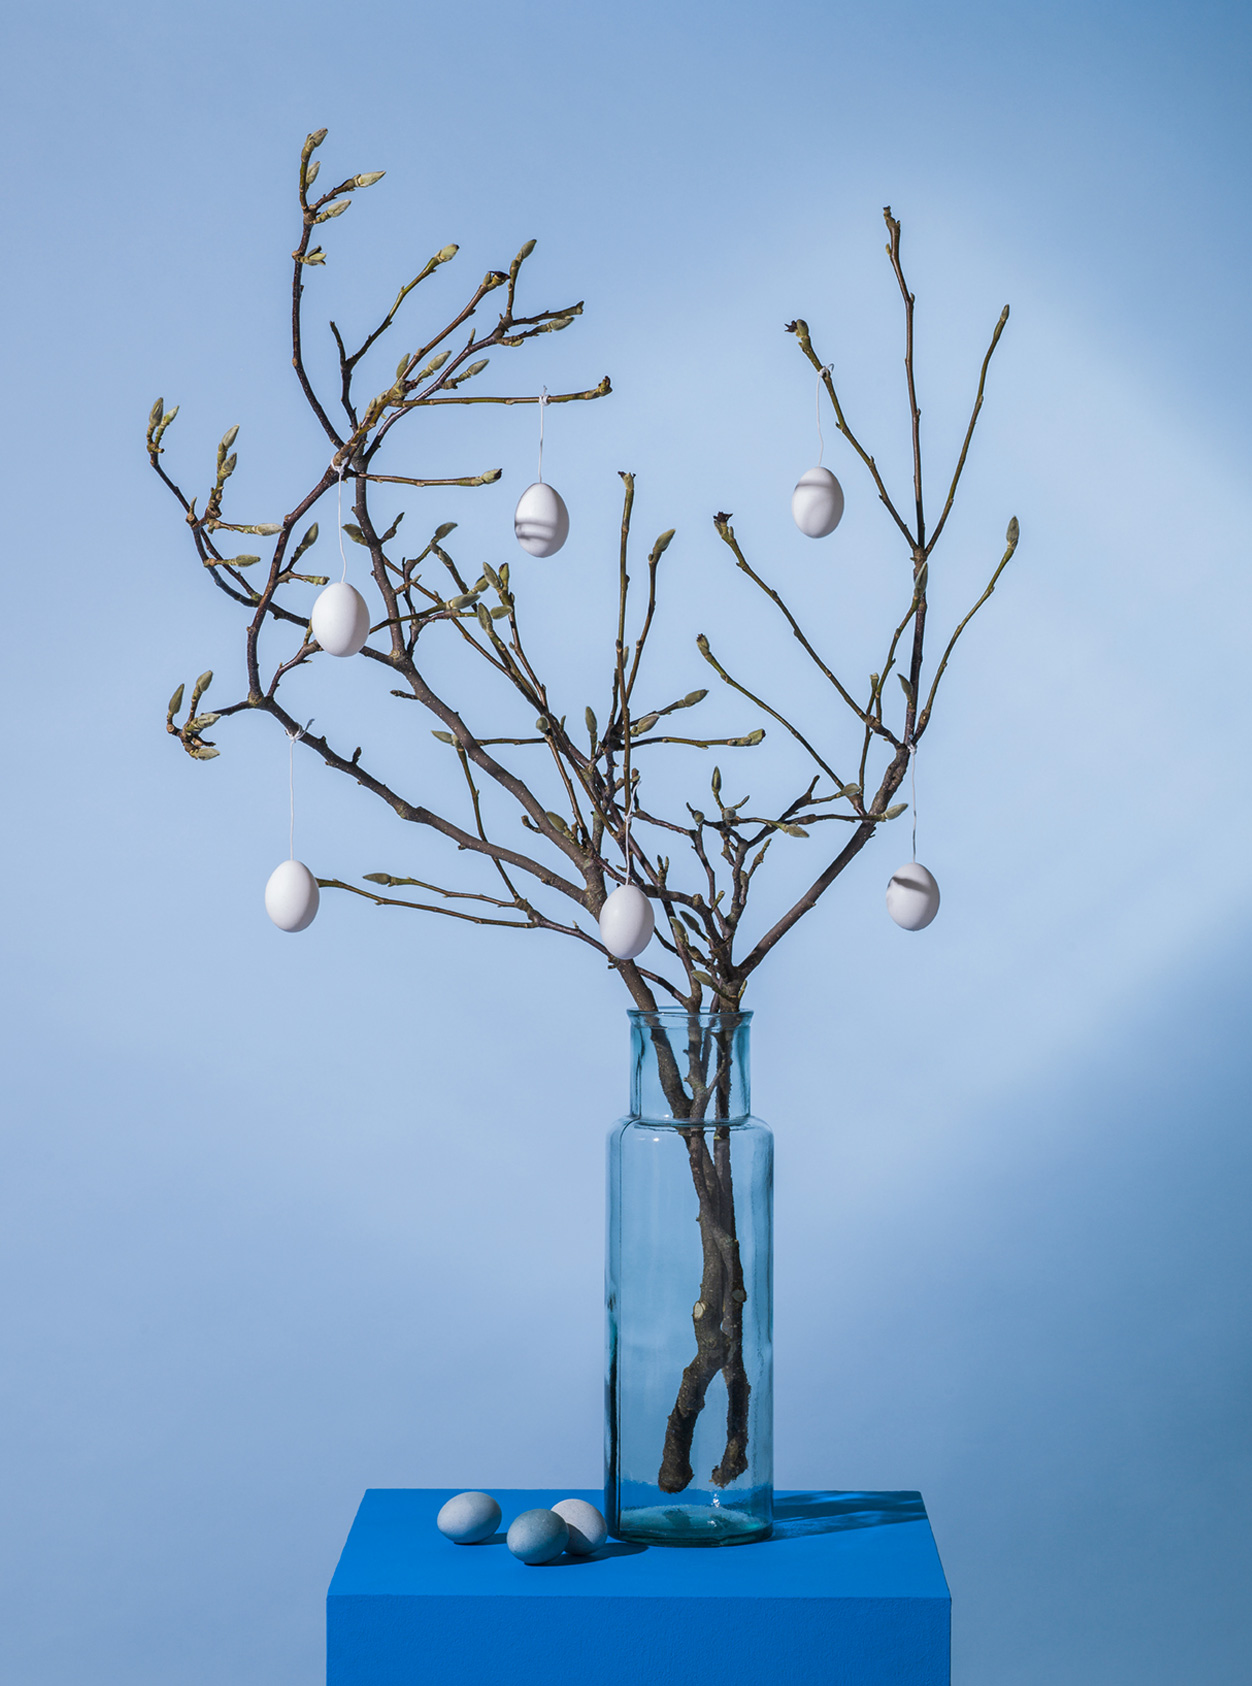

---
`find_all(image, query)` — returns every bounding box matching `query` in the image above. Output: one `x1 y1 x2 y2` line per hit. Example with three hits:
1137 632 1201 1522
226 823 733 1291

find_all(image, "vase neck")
628 1010 752 1121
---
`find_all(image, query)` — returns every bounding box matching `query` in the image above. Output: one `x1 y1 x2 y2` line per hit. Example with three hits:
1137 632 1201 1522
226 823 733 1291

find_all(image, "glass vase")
605 1009 773 1545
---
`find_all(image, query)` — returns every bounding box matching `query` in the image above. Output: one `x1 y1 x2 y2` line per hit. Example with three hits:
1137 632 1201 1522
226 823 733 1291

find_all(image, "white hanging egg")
514 481 570 557
885 862 940 931
598 883 654 959
791 466 845 538
311 581 371 657
265 859 320 932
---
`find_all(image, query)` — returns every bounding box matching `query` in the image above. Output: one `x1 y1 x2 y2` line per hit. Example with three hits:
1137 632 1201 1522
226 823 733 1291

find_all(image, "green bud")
354 171 385 187
167 683 185 717
219 424 239 452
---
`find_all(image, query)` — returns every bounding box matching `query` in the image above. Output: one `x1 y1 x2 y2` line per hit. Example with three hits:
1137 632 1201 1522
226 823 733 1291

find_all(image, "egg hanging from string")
265 859 320 932
311 581 371 657
599 882 654 959
791 466 845 538
885 862 940 931
514 481 570 557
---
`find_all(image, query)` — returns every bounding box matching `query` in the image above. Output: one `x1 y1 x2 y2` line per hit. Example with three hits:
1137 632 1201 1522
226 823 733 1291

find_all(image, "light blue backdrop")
1 2 1249 1682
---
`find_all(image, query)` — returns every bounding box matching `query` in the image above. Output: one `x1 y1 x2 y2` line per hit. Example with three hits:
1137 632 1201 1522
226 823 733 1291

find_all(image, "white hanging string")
287 719 313 860
815 365 833 466
624 771 635 886
537 387 548 484
336 460 349 584
910 741 918 862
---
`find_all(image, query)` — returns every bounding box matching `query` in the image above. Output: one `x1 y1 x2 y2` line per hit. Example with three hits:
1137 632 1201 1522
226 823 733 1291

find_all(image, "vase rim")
627 1007 752 1023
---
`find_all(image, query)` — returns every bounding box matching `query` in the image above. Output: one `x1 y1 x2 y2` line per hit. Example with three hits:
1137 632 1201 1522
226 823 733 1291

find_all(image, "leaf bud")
219 424 239 452
304 159 321 187
354 171 385 187
167 684 185 717
434 243 459 264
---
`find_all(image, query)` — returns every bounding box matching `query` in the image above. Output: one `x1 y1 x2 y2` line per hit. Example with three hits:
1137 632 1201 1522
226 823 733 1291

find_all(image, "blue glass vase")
606 1009 773 1545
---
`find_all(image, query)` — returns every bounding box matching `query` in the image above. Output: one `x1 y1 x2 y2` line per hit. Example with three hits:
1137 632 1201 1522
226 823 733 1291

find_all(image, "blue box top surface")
329 1490 949 1602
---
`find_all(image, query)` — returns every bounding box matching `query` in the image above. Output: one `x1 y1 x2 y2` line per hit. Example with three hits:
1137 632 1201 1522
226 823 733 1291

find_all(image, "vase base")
613 1502 772 1546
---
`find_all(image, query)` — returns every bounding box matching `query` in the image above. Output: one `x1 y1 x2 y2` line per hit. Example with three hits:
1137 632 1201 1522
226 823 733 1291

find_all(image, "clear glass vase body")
606 1010 773 1545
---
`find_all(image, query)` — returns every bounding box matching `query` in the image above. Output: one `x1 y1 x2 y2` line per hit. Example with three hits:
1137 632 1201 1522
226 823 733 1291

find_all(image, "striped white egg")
885 862 940 931
791 466 845 538
514 482 570 557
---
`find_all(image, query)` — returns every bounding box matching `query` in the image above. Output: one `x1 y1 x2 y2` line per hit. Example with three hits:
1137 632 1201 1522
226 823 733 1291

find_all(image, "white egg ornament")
885 862 941 931
265 859 320 932
791 466 845 538
310 581 371 657
599 883 654 960
514 482 570 557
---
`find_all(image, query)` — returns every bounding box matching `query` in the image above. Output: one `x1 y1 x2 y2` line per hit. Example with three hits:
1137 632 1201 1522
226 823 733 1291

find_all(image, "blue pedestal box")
327 1488 950 1685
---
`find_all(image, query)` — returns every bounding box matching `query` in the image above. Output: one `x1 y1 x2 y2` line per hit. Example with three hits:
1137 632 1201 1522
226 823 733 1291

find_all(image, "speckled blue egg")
506 1507 569 1564
436 1491 502 1544
552 1498 608 1556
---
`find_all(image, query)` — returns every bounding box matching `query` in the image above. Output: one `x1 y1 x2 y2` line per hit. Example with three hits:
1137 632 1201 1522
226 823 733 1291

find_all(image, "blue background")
1 2 1249 1682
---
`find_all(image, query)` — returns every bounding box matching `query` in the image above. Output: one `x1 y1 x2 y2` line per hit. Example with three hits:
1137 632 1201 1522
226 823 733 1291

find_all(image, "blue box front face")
327 1489 950 1686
